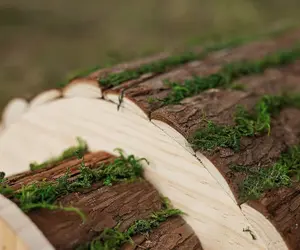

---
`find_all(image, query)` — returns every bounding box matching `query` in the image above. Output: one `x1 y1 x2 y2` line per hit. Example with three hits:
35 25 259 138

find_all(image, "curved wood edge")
99 94 288 250
104 90 150 120
28 89 62 110
0 97 266 250
2 98 29 129
241 204 288 250
0 195 55 250
125 96 289 250
63 79 102 99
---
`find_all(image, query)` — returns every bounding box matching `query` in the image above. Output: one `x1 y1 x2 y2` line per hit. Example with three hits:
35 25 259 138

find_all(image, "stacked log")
1 150 202 250
1 26 300 249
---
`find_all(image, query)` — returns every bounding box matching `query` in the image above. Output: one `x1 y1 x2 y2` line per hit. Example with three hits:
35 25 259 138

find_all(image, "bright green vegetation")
77 197 183 250
192 94 300 152
162 45 300 105
29 137 88 171
237 145 300 202
1 149 147 220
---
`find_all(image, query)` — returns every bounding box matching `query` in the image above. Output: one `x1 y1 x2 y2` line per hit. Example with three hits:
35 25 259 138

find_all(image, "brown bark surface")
102 28 300 116
6 151 203 250
121 216 202 250
150 62 300 250
79 30 300 249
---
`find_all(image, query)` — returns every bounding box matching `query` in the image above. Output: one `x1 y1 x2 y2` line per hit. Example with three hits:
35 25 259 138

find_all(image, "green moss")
97 27 299 88
55 27 295 90
229 82 246 91
57 66 102 88
1 148 147 220
77 198 183 250
239 145 300 202
192 94 300 152
30 137 88 171
98 51 199 87
162 45 300 105
0 172 14 196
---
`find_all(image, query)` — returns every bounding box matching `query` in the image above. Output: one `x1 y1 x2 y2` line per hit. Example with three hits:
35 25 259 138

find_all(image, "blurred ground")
0 0 300 111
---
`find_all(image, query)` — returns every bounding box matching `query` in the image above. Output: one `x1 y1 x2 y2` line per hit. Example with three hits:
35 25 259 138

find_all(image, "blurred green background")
0 0 299 112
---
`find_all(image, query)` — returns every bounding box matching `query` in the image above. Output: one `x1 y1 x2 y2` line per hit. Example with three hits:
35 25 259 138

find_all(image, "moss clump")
30 137 88 171
1 149 147 220
239 145 300 202
98 51 199 87
77 197 183 250
97 27 296 88
162 45 300 104
58 66 102 88
0 172 13 196
192 94 300 152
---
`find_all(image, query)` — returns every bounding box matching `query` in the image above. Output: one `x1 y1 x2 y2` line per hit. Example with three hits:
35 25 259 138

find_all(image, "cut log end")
151 119 194 154
2 98 28 128
0 195 54 250
241 204 288 250
104 91 149 119
2 151 204 250
63 79 102 99
4 28 300 249
29 89 62 110
0 97 266 250
195 151 237 202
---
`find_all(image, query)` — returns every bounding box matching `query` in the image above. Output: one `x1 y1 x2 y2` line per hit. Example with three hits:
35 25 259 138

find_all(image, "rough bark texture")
70 28 300 250
121 216 202 250
102 28 300 116
151 61 300 250
6 151 203 250
6 151 115 190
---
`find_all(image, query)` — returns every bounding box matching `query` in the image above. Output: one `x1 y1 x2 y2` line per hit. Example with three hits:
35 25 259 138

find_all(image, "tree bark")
4 151 203 250
101 28 300 117
110 60 300 249
73 29 300 250
3 26 300 250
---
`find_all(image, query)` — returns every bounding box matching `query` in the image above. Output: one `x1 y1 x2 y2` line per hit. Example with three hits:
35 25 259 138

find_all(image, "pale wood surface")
0 97 266 250
29 89 61 110
63 80 102 99
0 195 54 250
1 98 28 128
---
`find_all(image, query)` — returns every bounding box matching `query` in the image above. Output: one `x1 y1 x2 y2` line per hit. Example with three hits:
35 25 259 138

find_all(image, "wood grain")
0 97 265 250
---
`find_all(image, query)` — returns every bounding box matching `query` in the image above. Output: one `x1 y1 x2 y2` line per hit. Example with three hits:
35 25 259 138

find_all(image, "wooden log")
101 61 300 249
0 98 265 250
64 52 171 99
63 27 300 104
28 89 61 110
1 98 28 128
103 29 300 118
2 26 300 250
94 54 300 249
1 150 203 250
